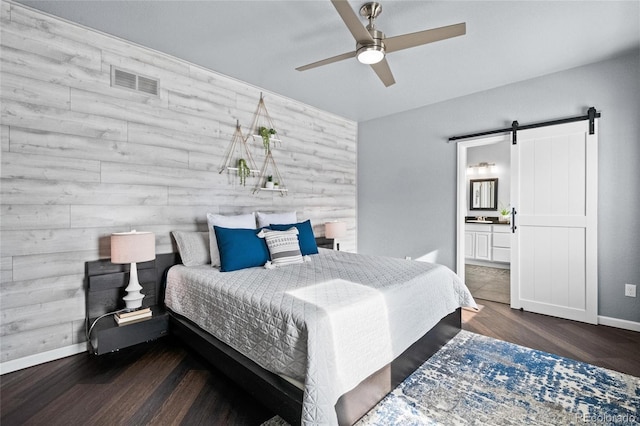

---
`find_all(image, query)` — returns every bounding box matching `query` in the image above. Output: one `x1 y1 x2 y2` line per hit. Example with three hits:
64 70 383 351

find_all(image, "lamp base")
123 293 144 311
123 262 145 310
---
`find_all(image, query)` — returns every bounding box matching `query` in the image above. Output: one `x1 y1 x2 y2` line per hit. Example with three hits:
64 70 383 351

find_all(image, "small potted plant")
499 202 510 223
258 126 277 153
237 158 250 186
265 175 274 189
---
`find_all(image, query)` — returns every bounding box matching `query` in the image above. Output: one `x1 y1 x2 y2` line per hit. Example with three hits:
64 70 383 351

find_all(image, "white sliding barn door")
511 120 598 324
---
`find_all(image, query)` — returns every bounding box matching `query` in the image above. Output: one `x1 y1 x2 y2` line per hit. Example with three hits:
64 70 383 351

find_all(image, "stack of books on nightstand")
114 307 152 325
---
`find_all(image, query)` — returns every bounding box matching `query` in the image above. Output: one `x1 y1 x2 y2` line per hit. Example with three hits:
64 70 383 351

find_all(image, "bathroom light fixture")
467 162 496 174
110 230 155 310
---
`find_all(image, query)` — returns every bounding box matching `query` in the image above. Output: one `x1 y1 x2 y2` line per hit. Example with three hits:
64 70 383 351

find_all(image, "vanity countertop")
465 217 510 225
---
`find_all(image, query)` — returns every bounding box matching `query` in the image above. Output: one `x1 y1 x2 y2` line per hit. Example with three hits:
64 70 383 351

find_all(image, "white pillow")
171 231 210 266
206 212 256 267
258 228 304 268
256 211 297 228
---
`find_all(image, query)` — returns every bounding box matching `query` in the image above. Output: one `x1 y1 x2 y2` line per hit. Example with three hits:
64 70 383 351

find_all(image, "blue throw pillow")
214 226 269 272
270 220 318 255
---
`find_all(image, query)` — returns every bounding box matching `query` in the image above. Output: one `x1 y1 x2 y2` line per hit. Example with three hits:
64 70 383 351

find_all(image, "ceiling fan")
296 0 466 87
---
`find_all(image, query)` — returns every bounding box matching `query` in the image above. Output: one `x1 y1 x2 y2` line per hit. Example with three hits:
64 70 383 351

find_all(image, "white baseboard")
598 315 640 332
0 342 88 375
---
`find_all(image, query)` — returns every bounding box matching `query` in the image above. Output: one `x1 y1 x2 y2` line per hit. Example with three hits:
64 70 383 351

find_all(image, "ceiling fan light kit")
356 43 384 64
296 0 466 87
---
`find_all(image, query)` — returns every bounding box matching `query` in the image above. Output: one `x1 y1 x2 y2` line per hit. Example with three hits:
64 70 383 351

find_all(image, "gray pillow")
172 231 210 266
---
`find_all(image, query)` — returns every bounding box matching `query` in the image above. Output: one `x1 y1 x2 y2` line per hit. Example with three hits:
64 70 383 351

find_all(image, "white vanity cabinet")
465 224 492 261
465 223 511 265
464 232 475 258
492 225 511 262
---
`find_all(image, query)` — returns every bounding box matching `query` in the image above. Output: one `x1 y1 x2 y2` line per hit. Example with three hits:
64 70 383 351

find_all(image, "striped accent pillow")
258 228 304 267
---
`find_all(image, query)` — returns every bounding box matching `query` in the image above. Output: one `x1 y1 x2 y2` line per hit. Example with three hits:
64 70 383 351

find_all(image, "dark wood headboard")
85 252 180 319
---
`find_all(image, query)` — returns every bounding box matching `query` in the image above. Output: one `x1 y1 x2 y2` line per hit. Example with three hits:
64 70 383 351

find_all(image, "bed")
164 246 476 425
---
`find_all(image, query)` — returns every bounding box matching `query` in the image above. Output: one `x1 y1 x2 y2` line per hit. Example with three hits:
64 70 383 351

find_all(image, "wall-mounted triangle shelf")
253 150 288 196
247 93 289 196
219 121 259 186
249 93 282 154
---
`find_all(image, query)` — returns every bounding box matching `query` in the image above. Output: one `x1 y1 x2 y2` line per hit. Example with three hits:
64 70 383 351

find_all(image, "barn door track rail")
448 107 600 144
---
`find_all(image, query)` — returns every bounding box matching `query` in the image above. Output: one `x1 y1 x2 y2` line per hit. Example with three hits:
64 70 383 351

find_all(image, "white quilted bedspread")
165 249 476 425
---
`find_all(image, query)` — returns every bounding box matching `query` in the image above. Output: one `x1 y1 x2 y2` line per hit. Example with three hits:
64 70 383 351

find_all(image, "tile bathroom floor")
465 264 510 304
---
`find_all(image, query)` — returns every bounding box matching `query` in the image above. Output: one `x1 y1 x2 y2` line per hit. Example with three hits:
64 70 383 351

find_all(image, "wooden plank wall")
0 1 357 364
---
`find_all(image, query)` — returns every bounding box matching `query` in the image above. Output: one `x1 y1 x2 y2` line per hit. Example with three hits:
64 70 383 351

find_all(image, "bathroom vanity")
465 222 510 267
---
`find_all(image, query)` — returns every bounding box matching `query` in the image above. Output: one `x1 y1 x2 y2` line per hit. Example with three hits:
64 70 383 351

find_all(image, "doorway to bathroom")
456 135 511 305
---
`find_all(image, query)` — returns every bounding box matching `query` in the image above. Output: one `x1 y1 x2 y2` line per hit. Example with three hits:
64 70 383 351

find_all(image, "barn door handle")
511 208 517 233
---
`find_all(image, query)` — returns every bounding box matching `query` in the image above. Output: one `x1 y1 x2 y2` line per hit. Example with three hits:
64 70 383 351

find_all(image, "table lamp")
110 230 155 310
324 221 347 251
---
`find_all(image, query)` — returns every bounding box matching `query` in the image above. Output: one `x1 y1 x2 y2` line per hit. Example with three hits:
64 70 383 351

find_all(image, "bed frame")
170 305 461 426
88 251 461 426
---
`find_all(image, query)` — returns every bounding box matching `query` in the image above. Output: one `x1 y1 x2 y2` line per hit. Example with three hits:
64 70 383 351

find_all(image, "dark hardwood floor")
2 301 639 425
463 299 640 377
0 338 273 426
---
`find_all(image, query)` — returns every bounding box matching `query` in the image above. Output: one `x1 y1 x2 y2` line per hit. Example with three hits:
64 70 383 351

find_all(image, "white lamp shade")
111 231 156 264
325 221 347 239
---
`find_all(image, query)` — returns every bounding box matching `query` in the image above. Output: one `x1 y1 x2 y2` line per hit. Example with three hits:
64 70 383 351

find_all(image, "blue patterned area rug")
263 330 639 425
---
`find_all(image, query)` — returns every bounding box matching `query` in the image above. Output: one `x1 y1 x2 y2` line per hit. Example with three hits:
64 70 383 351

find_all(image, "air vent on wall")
137 76 158 95
111 66 159 96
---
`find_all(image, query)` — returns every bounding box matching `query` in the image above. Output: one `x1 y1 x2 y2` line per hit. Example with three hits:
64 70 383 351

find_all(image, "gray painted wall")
0 2 356 365
359 50 640 323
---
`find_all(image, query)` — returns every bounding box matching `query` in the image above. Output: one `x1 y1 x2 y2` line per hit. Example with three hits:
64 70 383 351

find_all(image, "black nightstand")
88 306 168 355
86 258 170 355
315 236 334 250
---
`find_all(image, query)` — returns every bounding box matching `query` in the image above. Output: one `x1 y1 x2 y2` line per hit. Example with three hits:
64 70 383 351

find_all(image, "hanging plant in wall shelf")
249 93 282 151
258 126 277 154
265 175 274 189
237 158 251 186
219 120 259 186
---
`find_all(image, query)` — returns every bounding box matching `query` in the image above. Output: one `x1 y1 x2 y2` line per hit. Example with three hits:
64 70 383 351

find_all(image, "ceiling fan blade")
296 51 357 71
331 0 373 42
370 58 395 87
384 22 466 53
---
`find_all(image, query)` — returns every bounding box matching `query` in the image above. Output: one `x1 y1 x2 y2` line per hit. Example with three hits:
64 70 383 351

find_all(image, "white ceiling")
15 1 640 122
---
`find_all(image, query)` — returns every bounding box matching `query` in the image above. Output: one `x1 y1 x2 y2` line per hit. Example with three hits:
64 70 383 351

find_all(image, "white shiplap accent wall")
0 1 357 367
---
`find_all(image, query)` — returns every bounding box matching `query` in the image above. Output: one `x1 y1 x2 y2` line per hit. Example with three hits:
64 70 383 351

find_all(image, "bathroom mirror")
470 178 498 210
